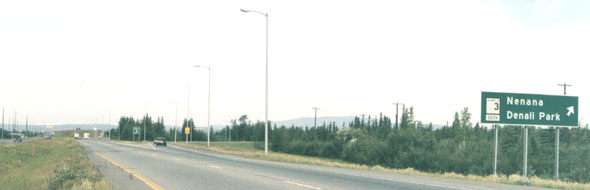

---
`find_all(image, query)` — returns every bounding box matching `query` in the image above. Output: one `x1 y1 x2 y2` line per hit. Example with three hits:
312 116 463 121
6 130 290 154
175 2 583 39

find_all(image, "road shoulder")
79 140 152 190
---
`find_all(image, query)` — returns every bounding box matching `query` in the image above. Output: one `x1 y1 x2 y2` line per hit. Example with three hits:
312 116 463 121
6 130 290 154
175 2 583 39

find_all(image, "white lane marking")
147 143 156 149
172 157 181 161
168 144 198 153
109 141 153 150
339 172 471 190
208 165 223 169
283 181 322 190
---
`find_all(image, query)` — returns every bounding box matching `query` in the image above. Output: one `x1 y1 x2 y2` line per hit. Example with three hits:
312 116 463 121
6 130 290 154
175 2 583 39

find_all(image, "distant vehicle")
74 133 81 140
83 133 90 140
13 135 22 142
153 137 167 146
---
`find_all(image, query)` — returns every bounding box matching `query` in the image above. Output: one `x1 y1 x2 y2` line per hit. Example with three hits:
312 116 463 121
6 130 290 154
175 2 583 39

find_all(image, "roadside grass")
0 135 112 190
172 141 590 190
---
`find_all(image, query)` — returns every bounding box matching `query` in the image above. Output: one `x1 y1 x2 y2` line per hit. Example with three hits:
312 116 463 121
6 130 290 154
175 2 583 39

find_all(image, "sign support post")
494 125 498 176
132 127 140 142
184 127 190 144
556 127 559 180
523 125 529 178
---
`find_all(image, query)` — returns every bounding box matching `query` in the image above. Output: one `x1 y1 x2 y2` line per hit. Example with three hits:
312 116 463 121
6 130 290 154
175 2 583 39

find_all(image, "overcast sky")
1 0 589 127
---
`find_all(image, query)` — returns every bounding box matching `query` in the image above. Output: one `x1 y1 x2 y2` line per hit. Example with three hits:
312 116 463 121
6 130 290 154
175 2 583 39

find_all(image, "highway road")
80 140 549 190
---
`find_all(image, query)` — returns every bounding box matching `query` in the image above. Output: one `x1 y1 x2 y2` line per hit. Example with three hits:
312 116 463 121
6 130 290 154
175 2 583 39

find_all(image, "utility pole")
207 67 210 147
558 83 571 96
118 116 121 141
555 82 571 180
144 103 147 142
8 117 11 139
109 109 111 141
312 107 319 128
174 101 178 143
393 103 404 129
360 113 366 126
1 108 4 140
26 116 28 137
14 112 17 137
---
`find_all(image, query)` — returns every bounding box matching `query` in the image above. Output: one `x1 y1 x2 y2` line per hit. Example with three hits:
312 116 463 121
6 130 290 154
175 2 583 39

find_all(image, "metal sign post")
522 126 529 178
481 91 578 178
184 127 190 144
494 125 498 176
556 127 559 180
133 127 140 142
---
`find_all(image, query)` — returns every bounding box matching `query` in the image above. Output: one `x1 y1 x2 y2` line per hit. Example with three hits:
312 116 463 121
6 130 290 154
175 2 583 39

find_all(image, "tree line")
114 108 590 183
111 114 207 142
213 108 590 183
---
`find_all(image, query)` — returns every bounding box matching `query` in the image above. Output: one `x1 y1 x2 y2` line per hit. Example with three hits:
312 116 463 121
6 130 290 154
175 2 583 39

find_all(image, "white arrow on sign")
567 106 575 116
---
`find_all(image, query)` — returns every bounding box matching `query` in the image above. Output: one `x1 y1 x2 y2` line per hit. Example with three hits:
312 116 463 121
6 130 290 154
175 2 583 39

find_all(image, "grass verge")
172 141 590 190
0 136 113 190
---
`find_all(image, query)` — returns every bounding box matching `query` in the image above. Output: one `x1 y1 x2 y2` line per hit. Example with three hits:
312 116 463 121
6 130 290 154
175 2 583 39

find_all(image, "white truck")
83 133 90 140
74 133 80 139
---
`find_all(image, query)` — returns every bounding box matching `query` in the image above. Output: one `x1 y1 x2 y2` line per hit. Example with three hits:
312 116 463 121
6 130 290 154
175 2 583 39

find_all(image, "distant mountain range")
52 124 117 131
193 116 357 131
47 116 447 131
272 116 355 128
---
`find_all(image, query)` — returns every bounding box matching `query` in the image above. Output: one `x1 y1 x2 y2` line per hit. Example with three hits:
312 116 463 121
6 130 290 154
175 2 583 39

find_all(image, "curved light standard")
194 65 211 147
241 8 269 156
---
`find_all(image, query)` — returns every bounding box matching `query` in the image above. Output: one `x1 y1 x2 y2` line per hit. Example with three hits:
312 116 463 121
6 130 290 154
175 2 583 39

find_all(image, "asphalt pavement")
79 140 551 190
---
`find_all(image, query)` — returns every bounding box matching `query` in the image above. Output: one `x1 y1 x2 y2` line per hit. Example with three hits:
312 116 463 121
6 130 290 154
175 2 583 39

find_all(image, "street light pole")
108 109 111 140
144 103 147 142
194 65 211 147
174 101 178 143
186 84 191 143
241 8 269 156
118 110 121 140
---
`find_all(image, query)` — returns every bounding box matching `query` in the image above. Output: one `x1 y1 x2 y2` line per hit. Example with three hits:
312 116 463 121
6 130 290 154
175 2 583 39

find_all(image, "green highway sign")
133 127 140 135
481 91 578 127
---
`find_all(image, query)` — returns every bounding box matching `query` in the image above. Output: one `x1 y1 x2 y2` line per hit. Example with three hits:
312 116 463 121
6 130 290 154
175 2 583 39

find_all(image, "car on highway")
13 135 22 142
153 137 167 146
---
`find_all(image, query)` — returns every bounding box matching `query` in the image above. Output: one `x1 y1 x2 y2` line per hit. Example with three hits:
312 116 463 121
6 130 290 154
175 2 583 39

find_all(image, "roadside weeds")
172 141 590 190
0 137 113 190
